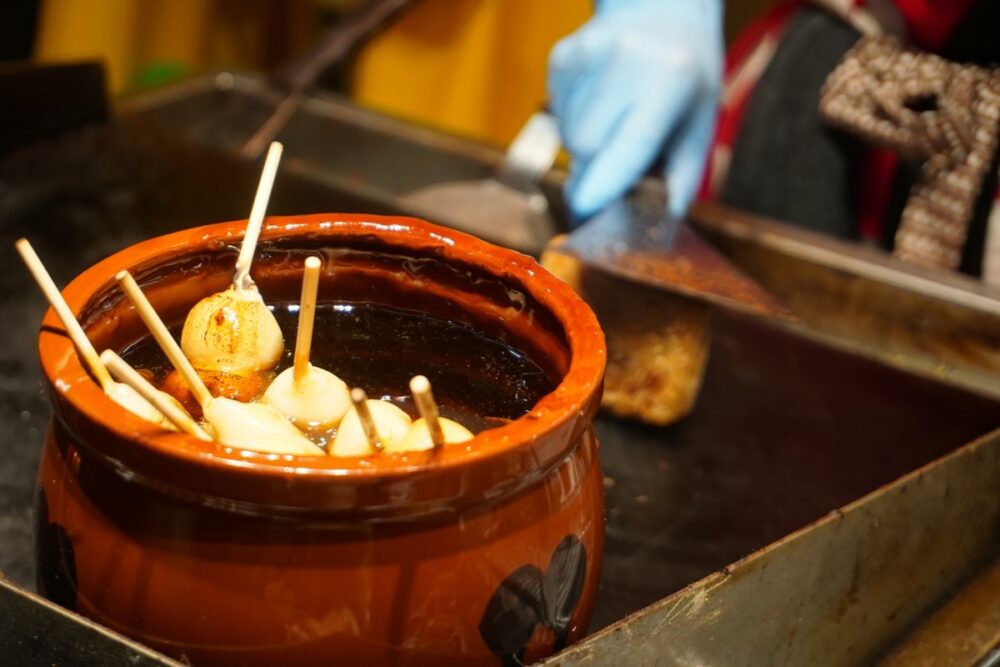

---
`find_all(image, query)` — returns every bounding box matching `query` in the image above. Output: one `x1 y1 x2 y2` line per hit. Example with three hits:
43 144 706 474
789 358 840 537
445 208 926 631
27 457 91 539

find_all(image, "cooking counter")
1 72 998 663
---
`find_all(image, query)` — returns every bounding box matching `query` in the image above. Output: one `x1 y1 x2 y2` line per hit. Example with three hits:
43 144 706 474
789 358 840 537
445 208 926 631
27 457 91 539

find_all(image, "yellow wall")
352 0 590 147
34 0 775 145
35 0 318 94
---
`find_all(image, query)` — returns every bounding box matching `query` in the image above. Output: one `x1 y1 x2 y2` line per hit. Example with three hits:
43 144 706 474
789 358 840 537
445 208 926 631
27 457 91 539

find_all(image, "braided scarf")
820 36 1000 270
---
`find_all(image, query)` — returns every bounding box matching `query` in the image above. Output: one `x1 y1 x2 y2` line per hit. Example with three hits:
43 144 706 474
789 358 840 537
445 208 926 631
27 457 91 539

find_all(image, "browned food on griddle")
541 244 710 426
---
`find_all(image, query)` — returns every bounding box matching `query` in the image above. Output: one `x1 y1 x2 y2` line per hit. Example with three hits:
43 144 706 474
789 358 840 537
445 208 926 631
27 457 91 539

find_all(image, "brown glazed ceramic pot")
34 215 606 666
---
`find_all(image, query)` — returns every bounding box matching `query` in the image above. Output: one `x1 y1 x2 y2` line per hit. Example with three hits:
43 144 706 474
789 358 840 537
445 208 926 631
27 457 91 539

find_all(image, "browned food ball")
161 369 272 419
161 370 201 419
205 369 272 403
181 287 284 375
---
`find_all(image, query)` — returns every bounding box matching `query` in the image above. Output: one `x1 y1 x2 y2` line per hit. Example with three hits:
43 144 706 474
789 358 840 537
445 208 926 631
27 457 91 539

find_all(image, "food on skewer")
16 238 178 430
180 141 285 376
117 270 324 456
100 350 212 441
396 417 474 452
395 375 473 452
103 383 178 429
349 389 382 452
331 388 411 457
263 257 351 431
181 288 284 375
204 398 324 456
161 368 271 418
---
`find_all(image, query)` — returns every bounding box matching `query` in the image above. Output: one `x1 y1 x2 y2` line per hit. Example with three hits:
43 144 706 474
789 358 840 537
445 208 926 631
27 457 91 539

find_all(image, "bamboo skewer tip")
115 270 213 407
234 141 284 289
409 375 445 448
16 238 113 389
350 387 383 452
293 256 322 382
409 375 430 395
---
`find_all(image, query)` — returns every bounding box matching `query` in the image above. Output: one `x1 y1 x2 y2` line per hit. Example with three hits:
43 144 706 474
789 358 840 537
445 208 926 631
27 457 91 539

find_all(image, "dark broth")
121 302 558 434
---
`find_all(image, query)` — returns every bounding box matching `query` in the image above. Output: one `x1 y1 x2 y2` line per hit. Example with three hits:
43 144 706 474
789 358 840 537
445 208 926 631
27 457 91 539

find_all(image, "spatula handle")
500 112 562 188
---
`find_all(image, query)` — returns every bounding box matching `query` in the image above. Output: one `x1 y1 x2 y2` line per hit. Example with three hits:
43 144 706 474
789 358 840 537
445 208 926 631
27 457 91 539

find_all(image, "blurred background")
2 0 773 148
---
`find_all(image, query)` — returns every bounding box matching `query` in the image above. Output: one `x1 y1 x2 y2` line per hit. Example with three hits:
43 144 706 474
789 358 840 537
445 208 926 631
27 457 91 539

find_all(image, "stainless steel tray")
543 426 1000 666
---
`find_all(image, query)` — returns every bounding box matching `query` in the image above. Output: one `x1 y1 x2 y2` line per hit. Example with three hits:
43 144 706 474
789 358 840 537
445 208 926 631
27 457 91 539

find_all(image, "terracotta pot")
34 214 606 666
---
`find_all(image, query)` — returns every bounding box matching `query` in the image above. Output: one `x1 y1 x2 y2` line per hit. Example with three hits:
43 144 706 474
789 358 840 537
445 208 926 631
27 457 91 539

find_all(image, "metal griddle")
1 71 999 664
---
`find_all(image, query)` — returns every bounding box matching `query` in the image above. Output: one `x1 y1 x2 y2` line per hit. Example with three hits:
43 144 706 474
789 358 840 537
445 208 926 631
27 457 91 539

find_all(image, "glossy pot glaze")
34 214 606 666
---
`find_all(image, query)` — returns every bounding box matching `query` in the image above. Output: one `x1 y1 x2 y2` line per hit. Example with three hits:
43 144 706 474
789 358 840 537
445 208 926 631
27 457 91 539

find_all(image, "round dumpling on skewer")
394 375 473 452
262 257 351 431
180 142 285 376
263 366 350 432
181 286 284 375
331 389 411 457
161 368 272 418
204 397 323 456
393 416 473 453
117 270 324 457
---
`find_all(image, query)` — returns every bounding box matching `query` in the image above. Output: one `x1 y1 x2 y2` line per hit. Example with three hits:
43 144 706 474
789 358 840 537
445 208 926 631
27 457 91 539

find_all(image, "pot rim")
38 214 605 513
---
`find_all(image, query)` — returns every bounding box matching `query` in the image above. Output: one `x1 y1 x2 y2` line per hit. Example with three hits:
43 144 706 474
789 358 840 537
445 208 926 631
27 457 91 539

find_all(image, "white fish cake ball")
393 417 473 453
204 397 323 456
331 400 411 457
262 365 351 431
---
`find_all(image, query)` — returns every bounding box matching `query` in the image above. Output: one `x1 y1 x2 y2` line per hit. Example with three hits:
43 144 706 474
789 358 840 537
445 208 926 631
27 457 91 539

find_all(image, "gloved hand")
548 0 723 221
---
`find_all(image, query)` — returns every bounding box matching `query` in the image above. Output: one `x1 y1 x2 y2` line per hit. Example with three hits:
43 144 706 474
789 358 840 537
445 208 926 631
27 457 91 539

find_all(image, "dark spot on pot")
34 487 77 611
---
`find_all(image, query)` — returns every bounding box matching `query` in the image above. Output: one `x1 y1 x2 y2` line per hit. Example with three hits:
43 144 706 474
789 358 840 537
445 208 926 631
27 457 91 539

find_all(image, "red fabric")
888 0 978 51
857 148 899 241
725 0 803 76
698 0 802 199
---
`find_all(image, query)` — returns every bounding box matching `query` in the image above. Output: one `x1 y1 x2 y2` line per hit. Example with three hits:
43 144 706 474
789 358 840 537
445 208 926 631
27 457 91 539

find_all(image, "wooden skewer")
16 238 113 390
116 271 213 407
350 388 383 452
100 350 212 441
233 141 284 290
293 256 321 383
409 375 445 448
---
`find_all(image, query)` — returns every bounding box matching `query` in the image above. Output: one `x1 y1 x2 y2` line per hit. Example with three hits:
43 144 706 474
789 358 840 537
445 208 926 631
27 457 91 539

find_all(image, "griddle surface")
591 312 998 629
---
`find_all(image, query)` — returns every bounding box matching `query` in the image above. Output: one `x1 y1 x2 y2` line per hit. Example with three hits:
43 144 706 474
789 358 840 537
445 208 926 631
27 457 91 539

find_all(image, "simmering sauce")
121 302 557 446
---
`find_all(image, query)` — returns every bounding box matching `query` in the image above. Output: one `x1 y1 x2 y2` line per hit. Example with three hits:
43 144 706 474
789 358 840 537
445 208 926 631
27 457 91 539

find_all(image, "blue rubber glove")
548 0 723 221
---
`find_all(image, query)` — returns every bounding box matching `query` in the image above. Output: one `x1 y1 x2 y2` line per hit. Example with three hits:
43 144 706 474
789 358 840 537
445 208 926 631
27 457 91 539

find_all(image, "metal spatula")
401 112 562 254
557 181 793 318
408 111 790 318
